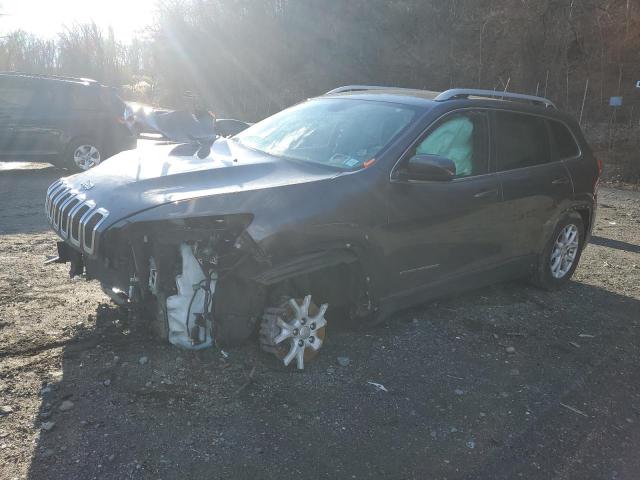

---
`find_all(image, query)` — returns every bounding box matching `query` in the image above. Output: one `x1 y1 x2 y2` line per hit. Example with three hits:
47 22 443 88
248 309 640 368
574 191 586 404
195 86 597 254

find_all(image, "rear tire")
532 212 584 290
62 138 103 172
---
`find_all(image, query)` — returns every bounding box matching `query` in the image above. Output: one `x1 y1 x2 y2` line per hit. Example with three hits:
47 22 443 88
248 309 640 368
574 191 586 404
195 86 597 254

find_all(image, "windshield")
233 98 417 169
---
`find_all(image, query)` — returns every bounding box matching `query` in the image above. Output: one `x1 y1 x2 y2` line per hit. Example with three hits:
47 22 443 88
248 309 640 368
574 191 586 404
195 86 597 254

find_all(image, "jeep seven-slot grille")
45 180 109 255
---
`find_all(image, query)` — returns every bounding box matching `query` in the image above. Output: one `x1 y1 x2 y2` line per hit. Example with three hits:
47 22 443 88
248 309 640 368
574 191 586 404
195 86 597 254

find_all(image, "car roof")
320 85 572 121
0 72 100 88
323 88 440 108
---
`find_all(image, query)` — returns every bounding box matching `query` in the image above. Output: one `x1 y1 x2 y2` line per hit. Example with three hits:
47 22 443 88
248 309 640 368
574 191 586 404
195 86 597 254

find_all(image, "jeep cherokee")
44 86 600 369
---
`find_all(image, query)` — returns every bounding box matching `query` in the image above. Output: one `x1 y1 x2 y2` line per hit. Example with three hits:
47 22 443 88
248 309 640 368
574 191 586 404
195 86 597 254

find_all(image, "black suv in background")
0 73 137 171
45 86 600 369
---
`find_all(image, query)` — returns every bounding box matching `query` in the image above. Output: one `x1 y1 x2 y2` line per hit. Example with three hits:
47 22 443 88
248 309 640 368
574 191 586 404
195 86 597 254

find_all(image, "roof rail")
0 71 98 85
326 85 409 95
435 88 556 109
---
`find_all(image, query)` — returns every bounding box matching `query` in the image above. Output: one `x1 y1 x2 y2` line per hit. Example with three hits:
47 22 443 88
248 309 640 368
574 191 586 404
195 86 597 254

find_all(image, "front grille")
45 181 109 255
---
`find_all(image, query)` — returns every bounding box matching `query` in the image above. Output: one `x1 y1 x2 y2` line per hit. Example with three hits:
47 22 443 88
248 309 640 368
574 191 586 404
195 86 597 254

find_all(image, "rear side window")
70 89 98 110
0 83 36 108
548 120 580 159
494 111 551 171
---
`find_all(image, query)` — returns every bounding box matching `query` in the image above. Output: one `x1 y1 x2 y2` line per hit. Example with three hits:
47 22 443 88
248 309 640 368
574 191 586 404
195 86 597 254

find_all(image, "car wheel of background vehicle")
532 212 584 290
64 138 102 172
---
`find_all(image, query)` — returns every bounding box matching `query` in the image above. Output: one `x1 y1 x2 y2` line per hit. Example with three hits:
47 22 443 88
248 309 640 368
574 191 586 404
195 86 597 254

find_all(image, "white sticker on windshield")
344 158 359 167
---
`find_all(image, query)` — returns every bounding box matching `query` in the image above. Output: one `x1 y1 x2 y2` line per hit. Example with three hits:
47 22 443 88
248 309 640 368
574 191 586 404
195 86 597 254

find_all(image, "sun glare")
0 0 156 41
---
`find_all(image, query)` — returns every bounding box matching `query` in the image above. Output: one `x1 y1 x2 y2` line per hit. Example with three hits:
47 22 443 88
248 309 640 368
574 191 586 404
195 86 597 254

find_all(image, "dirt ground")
1 163 639 480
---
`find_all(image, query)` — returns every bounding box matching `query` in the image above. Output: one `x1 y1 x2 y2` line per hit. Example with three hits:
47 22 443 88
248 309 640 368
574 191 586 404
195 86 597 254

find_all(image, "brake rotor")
259 295 327 370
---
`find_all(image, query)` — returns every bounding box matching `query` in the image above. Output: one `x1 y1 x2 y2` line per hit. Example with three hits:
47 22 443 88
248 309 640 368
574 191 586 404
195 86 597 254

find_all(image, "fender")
251 249 358 285
538 201 594 253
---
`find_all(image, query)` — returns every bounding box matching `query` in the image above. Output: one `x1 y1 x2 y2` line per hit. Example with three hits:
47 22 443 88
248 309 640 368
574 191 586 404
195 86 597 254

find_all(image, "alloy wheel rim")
73 145 101 170
273 295 327 370
550 224 579 279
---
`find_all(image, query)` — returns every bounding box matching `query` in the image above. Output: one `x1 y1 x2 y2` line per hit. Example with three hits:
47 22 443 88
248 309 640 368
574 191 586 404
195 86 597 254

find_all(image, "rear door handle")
551 178 570 185
473 189 499 199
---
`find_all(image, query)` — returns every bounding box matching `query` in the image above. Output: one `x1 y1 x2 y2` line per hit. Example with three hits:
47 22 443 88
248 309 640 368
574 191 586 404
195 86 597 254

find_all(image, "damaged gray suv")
45 86 600 369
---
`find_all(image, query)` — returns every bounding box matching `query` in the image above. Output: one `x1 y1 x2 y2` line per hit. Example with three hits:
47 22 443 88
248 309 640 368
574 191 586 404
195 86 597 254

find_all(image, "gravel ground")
0 163 639 480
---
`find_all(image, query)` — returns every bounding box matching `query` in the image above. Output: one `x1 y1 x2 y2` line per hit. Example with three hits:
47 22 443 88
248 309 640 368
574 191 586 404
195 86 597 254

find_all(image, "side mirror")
404 154 456 181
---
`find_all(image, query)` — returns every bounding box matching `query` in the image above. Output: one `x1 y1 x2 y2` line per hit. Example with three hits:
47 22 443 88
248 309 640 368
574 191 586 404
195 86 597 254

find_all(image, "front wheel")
259 295 328 370
532 213 585 290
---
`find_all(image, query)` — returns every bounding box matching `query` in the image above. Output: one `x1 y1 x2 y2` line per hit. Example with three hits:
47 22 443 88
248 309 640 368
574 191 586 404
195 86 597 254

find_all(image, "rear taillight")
594 157 603 192
597 157 603 178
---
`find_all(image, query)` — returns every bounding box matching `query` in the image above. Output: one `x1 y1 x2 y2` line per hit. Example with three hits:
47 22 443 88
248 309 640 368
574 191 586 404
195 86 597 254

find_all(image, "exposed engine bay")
47 169 369 369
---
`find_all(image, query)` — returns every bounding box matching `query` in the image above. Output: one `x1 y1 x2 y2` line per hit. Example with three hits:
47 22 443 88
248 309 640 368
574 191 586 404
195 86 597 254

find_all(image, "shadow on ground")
25 278 640 480
590 235 640 254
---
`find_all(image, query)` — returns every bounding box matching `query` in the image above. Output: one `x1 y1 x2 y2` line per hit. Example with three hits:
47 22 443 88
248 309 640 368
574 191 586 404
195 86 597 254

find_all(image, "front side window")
411 111 489 178
233 98 417 170
495 111 551 171
548 120 580 159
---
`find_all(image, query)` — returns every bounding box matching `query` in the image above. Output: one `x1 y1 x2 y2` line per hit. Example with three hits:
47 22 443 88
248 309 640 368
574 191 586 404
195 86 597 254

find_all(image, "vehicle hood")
60 138 341 224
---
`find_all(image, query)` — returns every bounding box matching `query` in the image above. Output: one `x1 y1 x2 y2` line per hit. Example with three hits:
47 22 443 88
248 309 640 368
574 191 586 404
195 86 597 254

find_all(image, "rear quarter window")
99 87 125 114
548 120 580 159
494 111 551 171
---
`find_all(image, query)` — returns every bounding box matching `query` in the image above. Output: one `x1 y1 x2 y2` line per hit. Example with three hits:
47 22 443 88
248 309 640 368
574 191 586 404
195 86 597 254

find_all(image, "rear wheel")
532 213 584 290
63 138 103 172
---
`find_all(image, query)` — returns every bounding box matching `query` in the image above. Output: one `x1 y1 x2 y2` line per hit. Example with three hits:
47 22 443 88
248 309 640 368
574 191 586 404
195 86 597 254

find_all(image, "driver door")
384 110 504 294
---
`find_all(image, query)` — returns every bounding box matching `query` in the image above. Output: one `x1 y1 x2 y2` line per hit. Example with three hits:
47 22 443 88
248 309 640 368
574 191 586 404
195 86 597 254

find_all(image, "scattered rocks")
505 346 516 354
145 381 152 388
138 356 149 365
454 389 464 396
107 454 116 462
0 406 13 416
41 421 56 432
337 356 351 367
103 379 111 387
466 440 476 449
58 400 74 412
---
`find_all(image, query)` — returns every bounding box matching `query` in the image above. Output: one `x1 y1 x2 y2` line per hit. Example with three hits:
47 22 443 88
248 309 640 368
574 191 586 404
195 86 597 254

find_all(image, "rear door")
13 82 68 156
385 109 503 294
0 78 37 156
492 110 573 260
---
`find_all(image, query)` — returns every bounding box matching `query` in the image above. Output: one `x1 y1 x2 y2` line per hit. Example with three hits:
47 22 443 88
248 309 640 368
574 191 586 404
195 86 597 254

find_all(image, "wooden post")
579 78 589 126
544 70 549 98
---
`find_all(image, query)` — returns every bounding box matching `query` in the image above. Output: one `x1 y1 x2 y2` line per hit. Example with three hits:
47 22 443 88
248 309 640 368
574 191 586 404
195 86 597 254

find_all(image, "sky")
0 0 157 42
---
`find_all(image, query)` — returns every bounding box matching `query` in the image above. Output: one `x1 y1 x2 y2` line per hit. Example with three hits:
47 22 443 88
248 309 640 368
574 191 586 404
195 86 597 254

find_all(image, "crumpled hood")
60 138 340 225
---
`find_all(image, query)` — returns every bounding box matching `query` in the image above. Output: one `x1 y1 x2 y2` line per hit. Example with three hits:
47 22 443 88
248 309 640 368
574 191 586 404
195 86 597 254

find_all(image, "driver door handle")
473 188 499 199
